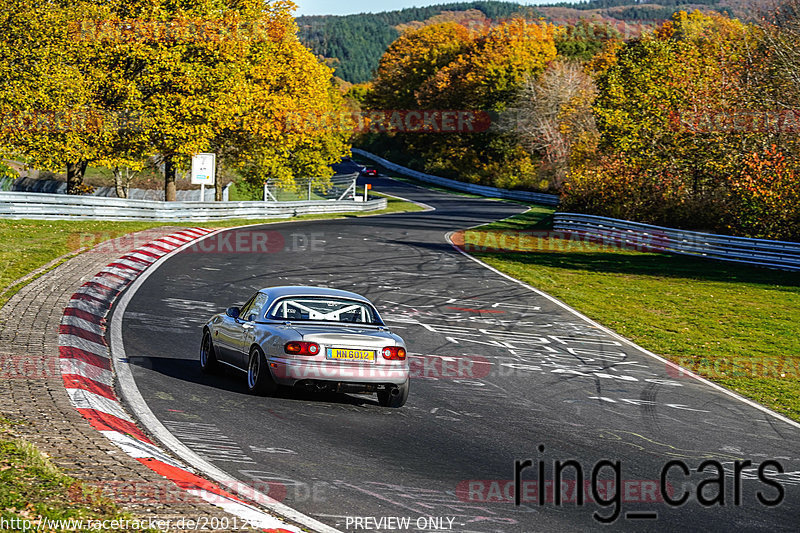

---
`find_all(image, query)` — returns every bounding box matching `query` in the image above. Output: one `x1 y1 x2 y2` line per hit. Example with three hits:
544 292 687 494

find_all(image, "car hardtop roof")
259 286 372 304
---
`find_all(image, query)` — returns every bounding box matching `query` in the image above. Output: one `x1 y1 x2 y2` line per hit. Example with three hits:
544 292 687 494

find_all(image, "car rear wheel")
247 347 277 396
377 379 409 408
200 331 219 374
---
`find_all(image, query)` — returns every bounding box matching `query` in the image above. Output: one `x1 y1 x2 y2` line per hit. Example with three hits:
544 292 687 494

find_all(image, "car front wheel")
377 379 409 408
247 346 277 396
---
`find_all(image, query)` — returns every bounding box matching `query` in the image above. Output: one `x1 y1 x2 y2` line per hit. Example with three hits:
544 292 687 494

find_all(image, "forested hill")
295 0 744 83
296 2 534 83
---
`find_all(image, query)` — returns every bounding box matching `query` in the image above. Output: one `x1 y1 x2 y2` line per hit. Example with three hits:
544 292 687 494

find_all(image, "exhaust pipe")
389 386 401 397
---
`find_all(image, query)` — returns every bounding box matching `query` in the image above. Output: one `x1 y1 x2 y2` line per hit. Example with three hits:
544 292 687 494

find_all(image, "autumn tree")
415 19 557 111
592 12 759 212
728 146 800 239
0 0 347 198
83 0 277 200
756 0 800 109
565 9 800 238
368 22 472 110
365 19 557 188
0 1 104 194
99 0 348 200
505 61 598 188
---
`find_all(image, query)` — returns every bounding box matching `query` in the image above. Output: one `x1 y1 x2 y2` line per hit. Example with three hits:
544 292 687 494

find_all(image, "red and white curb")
58 227 302 533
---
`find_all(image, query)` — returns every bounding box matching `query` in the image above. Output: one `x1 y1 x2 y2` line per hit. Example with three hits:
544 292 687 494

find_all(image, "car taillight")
285 341 320 356
382 346 406 360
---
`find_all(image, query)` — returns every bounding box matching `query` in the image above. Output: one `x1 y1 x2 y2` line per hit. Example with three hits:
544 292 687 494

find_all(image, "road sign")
191 153 216 185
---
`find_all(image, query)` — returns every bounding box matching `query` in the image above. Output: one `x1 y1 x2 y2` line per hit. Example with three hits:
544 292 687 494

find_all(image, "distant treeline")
296 2 535 83
296 0 726 83
551 0 720 8
614 5 732 20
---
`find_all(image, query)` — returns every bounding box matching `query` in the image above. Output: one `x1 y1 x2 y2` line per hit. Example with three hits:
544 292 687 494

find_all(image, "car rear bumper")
267 357 409 386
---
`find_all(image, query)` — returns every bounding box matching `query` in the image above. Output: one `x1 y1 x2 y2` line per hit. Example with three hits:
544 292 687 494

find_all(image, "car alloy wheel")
200 331 219 374
247 347 277 396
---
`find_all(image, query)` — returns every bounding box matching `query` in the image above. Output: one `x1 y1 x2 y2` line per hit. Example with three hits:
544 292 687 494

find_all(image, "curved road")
117 176 800 532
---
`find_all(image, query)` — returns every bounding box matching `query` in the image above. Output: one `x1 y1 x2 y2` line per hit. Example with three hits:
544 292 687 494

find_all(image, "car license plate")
326 348 375 362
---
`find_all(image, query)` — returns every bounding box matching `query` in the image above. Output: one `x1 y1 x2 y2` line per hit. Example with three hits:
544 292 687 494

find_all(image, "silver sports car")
200 286 410 407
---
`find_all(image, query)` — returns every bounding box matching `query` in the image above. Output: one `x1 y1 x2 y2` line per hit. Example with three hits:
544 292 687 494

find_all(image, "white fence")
353 149 560 206
0 192 386 222
553 212 800 271
0 176 232 201
264 173 358 202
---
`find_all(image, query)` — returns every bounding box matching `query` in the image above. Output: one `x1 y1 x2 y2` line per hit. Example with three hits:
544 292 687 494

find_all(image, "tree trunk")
214 164 223 201
113 166 127 198
66 160 88 195
164 156 176 201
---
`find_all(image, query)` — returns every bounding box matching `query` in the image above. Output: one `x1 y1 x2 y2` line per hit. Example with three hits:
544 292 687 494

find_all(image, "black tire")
200 331 219 374
377 379 409 408
247 346 277 396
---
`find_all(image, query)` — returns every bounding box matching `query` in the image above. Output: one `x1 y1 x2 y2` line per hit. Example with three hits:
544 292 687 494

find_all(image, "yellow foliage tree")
417 19 557 112
368 22 473 110
0 0 348 198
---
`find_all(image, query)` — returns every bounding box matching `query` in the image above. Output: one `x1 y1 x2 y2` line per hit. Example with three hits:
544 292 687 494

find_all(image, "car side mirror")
226 306 240 319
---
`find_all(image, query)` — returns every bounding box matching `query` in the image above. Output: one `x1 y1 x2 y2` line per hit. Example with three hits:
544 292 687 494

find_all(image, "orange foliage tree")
569 10 800 238
364 19 557 188
728 146 800 240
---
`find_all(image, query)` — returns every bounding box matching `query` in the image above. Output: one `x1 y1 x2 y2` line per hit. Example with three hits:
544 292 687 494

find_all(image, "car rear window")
267 297 382 325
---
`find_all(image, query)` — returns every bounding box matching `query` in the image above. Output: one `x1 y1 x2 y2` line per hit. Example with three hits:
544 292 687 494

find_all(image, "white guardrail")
553 212 800 271
353 149 560 206
0 192 386 222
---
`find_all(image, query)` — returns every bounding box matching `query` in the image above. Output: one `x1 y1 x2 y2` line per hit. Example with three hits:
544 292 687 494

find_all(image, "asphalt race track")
116 176 800 532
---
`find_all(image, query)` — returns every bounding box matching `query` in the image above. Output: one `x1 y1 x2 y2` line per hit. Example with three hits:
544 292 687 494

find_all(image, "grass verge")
462 206 800 422
0 418 154 531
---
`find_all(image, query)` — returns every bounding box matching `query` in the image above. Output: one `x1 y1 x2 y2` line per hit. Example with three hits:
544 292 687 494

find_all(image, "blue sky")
293 1 549 17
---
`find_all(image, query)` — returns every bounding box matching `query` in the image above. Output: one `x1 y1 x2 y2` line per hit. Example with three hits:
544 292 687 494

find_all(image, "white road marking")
109 258 146 271
60 315 104 335
100 266 139 280
65 388 134 422
249 446 298 455
156 236 191 246
187 489 302 532
60 358 113 385
124 251 159 263
58 334 107 356
100 431 187 469
74 285 116 301
64 299 108 315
